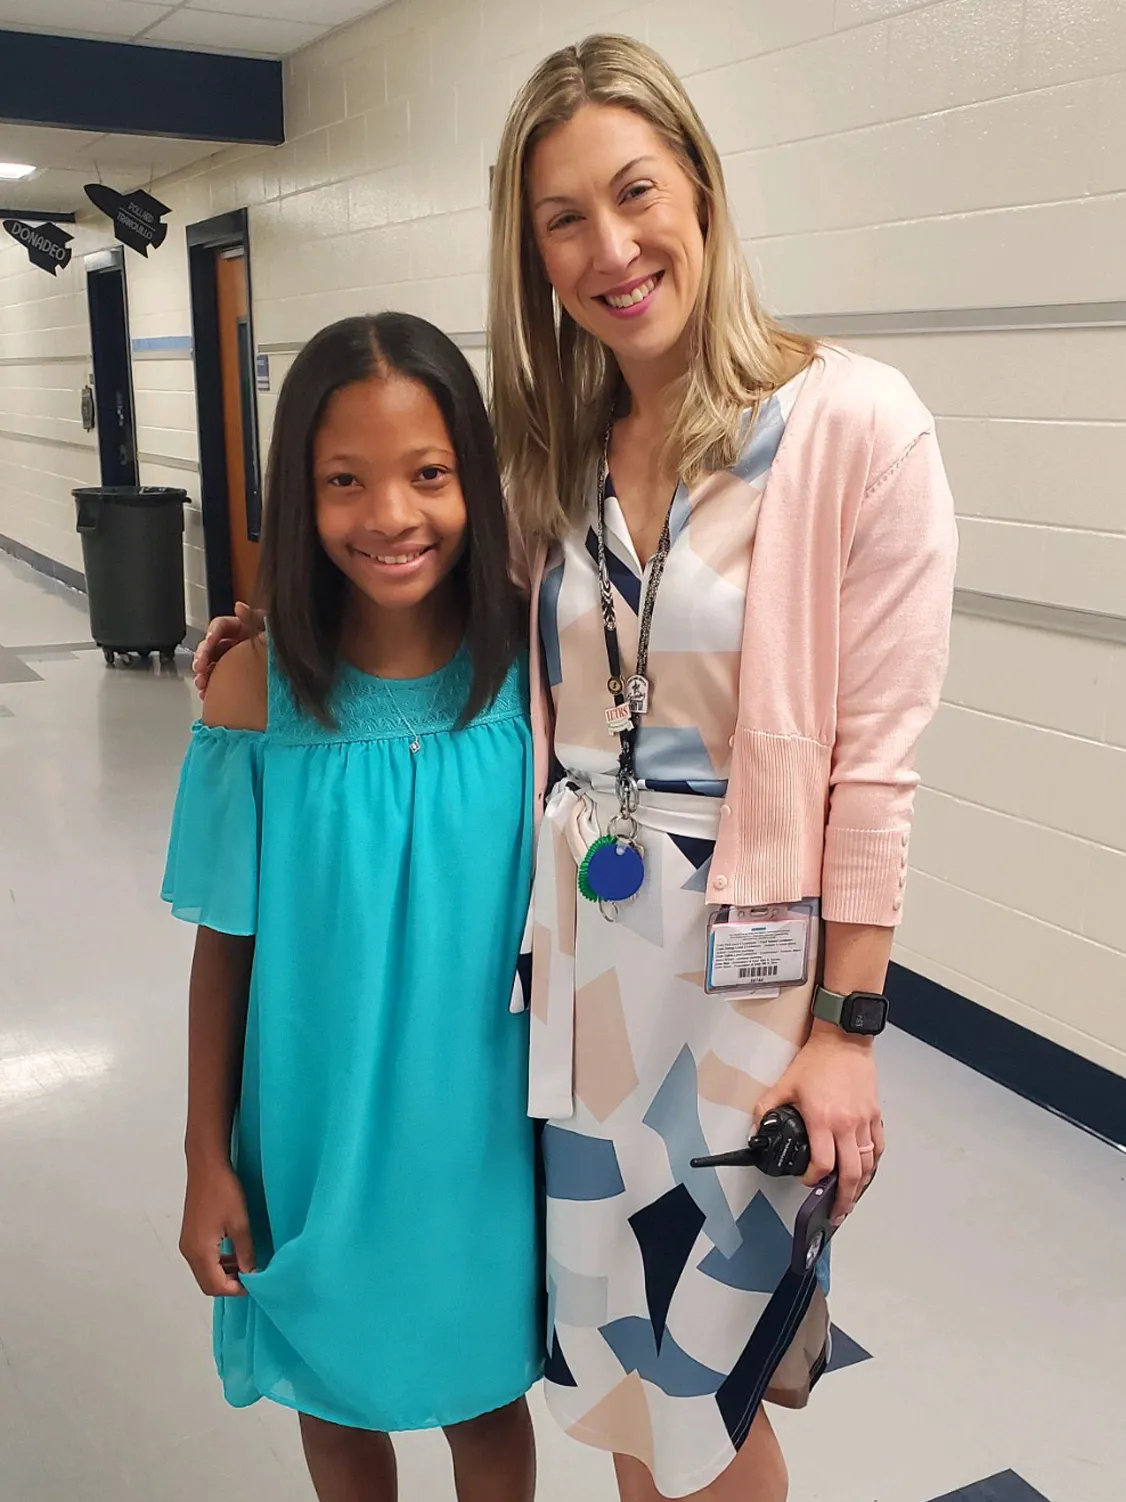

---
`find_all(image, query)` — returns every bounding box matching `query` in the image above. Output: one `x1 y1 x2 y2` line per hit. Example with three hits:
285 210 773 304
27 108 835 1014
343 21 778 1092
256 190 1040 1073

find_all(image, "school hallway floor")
0 548 1122 1502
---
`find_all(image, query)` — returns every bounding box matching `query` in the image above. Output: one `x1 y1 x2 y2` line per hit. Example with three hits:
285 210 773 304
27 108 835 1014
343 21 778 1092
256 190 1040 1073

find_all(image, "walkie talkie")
691 1106 840 1277
690 1104 811 1177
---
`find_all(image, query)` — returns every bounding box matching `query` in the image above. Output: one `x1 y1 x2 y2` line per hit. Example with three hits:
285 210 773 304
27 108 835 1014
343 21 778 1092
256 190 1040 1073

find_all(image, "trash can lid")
73 486 189 507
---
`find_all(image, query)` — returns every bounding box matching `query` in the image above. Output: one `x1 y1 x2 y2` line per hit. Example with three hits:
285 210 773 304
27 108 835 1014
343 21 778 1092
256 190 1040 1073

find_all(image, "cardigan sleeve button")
721 804 731 818
714 874 728 891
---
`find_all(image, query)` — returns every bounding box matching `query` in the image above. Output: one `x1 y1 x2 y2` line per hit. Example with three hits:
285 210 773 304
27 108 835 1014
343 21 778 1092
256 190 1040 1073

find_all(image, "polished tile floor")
0 549 1123 1502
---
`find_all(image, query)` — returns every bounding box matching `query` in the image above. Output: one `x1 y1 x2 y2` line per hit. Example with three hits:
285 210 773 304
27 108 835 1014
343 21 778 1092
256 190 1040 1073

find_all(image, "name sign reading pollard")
2 219 74 275
84 185 171 256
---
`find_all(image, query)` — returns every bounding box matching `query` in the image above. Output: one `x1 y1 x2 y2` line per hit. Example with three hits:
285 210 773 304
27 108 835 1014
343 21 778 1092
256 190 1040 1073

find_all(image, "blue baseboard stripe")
0 533 204 651
888 962 1126 1149
0 532 86 593
0 529 1123 1141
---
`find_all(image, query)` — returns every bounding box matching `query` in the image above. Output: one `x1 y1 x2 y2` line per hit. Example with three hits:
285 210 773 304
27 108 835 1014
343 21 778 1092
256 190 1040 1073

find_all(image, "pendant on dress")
625 673 650 716
578 834 645 904
605 702 633 735
409 736 421 754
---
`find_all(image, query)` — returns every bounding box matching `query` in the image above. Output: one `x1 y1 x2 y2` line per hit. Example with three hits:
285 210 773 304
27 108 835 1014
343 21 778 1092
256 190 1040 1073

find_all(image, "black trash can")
74 486 189 664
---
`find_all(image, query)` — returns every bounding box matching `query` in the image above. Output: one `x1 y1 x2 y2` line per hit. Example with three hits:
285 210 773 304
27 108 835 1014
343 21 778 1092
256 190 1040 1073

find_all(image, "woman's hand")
179 1160 256 1297
753 1021 884 1225
192 602 265 697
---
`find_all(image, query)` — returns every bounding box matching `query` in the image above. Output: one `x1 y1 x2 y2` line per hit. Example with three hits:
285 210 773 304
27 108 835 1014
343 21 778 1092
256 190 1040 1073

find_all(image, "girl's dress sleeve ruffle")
162 722 263 935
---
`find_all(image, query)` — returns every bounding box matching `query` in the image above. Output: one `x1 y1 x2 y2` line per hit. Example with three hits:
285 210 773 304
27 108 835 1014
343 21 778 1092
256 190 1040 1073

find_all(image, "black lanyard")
594 437 676 812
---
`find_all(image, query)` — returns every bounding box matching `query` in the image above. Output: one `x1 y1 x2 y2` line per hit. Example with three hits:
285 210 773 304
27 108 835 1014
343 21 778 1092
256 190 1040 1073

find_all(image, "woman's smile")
597 269 665 316
529 104 705 377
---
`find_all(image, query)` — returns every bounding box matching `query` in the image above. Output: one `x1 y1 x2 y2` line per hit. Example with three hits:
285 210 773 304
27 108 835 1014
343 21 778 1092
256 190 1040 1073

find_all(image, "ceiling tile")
74 133 226 171
0 0 172 42
0 119 232 213
0 124 104 169
0 0 385 52
141 7 328 56
188 0 395 28
0 167 115 213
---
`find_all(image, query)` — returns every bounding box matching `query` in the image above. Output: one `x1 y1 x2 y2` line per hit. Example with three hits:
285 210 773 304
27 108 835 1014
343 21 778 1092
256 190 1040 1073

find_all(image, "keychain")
579 769 645 916
578 434 675 919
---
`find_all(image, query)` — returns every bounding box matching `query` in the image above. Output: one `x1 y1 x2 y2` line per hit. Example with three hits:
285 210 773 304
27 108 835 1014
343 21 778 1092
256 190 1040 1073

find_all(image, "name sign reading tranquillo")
2 219 74 275
84 185 171 256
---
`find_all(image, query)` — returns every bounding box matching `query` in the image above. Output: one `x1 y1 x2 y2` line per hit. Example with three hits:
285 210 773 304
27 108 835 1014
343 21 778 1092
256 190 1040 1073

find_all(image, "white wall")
1 0 1124 1075
0 248 100 573
851 327 1126 1078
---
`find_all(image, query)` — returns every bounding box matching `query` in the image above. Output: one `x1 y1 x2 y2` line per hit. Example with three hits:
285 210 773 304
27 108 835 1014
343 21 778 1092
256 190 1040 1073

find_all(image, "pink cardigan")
523 346 958 928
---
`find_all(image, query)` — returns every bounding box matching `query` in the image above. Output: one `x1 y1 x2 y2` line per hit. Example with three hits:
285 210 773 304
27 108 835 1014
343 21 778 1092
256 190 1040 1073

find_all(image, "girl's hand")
179 1161 256 1297
192 602 265 697
753 1021 884 1226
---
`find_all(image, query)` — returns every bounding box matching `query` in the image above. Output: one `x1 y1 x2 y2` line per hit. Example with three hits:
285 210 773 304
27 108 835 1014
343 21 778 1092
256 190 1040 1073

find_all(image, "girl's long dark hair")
256 313 523 726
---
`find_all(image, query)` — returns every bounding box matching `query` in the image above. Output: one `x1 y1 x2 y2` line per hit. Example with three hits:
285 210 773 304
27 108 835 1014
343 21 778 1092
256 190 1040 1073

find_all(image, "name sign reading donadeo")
2 219 74 275
84 184 171 256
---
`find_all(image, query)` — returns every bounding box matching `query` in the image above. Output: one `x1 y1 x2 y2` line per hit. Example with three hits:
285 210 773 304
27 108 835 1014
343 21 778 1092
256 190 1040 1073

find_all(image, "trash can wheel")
102 647 116 666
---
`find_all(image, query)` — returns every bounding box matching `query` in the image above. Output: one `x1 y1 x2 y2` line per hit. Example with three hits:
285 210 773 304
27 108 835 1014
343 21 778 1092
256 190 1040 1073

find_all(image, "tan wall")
1 0 1124 1073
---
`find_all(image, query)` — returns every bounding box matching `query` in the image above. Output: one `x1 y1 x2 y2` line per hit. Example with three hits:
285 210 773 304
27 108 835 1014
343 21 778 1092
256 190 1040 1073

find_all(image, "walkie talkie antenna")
690 1145 761 1169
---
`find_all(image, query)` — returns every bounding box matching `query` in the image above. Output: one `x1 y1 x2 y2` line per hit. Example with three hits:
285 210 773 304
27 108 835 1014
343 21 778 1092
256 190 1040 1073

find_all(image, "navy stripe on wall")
0 29 283 144
888 963 1126 1149
1 517 1124 1152
0 532 86 594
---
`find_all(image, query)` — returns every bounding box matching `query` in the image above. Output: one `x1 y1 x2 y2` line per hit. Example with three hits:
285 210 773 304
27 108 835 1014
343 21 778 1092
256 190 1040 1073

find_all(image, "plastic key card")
705 901 816 998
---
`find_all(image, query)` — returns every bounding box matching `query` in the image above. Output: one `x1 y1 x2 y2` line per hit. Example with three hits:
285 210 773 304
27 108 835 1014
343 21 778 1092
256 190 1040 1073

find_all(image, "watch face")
844 992 888 1035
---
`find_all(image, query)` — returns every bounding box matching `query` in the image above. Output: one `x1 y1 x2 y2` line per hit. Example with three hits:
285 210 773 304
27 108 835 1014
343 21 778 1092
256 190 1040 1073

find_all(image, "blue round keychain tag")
579 835 645 903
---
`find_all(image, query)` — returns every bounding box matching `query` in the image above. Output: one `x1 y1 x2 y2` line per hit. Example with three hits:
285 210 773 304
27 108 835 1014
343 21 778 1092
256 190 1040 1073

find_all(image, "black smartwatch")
812 986 888 1036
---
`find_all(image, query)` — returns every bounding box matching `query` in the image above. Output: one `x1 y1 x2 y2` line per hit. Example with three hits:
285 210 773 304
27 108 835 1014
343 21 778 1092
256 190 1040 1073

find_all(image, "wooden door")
215 249 259 604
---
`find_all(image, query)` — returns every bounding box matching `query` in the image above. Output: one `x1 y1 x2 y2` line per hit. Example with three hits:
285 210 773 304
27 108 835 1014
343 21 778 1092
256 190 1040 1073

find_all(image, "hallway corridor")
0 550 1122 1502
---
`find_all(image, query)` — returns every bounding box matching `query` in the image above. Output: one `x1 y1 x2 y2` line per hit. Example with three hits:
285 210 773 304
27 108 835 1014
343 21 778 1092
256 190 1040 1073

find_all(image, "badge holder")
705 900 816 998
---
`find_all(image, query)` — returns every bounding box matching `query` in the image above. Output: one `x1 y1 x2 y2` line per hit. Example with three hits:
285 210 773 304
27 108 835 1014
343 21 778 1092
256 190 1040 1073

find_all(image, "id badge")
705 901 816 997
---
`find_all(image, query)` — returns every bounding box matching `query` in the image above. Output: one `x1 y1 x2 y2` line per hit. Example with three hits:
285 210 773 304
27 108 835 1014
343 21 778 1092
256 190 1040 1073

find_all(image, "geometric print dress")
525 372 832 1497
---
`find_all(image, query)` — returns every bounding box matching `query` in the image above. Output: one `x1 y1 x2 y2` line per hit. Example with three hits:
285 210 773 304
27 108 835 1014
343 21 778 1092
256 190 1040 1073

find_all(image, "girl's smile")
347 542 436 575
314 372 468 622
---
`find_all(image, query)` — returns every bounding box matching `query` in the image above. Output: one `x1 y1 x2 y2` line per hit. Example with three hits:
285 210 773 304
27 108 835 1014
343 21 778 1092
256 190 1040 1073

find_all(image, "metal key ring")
607 812 640 843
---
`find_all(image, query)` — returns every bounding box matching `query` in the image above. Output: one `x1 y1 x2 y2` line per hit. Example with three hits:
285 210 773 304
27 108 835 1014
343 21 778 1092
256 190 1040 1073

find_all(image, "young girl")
163 313 541 1502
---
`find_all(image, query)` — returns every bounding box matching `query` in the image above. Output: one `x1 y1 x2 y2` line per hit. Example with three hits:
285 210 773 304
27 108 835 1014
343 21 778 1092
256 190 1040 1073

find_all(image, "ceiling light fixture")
0 163 37 181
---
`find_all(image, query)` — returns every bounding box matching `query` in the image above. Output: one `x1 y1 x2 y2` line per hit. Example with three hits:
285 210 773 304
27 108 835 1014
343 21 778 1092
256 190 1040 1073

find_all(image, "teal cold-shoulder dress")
163 644 542 1431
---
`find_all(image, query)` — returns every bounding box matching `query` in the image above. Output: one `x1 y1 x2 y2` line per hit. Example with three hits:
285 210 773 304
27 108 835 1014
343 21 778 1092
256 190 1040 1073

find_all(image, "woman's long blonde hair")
489 34 817 545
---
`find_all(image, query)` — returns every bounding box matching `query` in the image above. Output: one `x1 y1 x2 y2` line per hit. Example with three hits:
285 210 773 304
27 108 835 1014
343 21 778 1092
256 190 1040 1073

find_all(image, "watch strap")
813 986 847 1027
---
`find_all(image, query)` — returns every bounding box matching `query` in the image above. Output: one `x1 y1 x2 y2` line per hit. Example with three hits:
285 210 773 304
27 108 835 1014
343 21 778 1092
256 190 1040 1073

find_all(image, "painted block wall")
0 0 1123 1073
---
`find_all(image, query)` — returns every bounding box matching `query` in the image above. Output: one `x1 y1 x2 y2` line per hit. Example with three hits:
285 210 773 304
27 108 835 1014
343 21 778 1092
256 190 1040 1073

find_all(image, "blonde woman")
489 35 954 1502
196 33 956 1501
